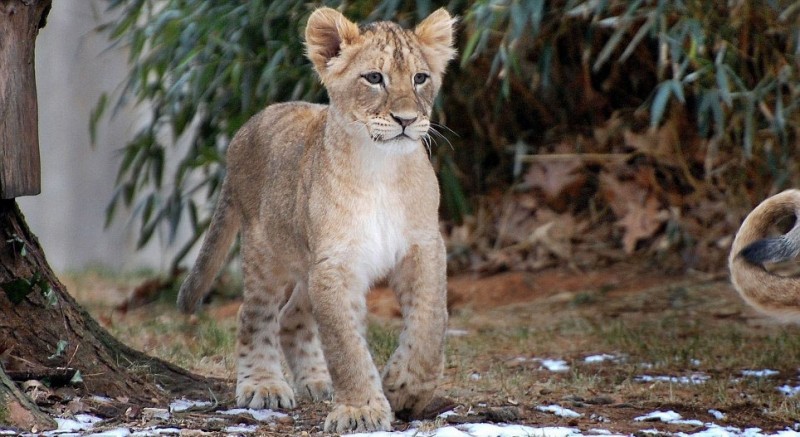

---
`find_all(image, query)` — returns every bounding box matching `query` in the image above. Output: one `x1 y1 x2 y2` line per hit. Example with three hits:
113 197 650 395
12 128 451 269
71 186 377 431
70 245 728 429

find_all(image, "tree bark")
0 0 47 198
0 201 229 431
0 363 54 431
0 1 228 432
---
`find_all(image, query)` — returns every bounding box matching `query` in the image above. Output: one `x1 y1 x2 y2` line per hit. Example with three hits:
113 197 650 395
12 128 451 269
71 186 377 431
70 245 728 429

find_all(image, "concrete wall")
18 1 190 272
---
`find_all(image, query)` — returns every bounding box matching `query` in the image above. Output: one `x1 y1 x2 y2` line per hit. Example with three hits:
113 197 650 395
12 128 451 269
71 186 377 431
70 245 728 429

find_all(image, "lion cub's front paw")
383 367 437 417
236 378 296 410
323 399 393 433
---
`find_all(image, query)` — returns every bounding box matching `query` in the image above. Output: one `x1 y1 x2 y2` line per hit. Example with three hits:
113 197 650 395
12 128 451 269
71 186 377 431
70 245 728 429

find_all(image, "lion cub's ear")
414 8 457 75
305 8 361 79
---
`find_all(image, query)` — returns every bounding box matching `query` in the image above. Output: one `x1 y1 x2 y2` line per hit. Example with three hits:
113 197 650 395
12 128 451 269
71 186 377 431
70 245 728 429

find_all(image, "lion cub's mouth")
372 133 421 154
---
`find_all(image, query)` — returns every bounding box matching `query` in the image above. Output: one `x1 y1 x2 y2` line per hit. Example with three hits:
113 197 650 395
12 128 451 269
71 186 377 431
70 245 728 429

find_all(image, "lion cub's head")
305 8 456 153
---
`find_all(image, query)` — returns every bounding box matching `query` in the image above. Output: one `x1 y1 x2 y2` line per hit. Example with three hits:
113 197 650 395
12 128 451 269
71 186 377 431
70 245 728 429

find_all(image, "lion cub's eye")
362 72 384 85
414 73 429 85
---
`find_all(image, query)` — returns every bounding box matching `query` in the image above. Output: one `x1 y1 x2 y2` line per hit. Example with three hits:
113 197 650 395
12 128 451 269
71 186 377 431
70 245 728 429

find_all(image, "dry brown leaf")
617 195 669 254
527 221 571 260
524 158 585 210
598 171 648 218
622 115 680 160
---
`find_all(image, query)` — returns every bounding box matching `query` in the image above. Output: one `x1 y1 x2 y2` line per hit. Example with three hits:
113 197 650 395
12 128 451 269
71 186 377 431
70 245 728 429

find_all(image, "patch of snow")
130 427 182 436
708 409 726 420
635 410 683 422
508 356 571 372
583 354 618 364
346 424 583 437
538 358 570 372
672 424 795 437
52 414 103 433
536 404 582 418
636 373 710 385
778 384 800 396
675 418 706 427
742 369 779 378
585 430 627 436
90 395 113 404
470 372 481 380
634 410 705 427
90 428 131 436
219 408 287 422
224 424 259 433
86 429 130 437
463 424 582 437
447 329 469 337
691 359 702 366
437 410 458 418
168 398 212 412
0 431 17 436
141 407 170 421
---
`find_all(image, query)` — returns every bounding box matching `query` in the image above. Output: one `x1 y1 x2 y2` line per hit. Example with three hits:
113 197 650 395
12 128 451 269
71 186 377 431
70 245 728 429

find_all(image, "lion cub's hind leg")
279 283 333 402
235 236 296 410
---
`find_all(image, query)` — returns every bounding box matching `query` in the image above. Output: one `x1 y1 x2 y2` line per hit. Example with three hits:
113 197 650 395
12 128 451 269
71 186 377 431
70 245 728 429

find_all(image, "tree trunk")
0 1 228 432
0 0 46 199
0 201 228 431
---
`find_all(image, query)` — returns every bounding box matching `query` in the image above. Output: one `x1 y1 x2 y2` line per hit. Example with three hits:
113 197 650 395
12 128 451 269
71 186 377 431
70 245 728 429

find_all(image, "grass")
61 267 800 431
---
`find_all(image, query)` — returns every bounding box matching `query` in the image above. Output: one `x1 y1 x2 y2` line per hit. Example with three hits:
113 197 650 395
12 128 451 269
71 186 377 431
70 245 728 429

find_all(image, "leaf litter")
26 263 800 435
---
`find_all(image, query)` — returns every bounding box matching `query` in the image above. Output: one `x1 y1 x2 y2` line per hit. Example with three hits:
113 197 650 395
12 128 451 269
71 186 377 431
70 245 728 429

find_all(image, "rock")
586 395 614 405
485 406 521 422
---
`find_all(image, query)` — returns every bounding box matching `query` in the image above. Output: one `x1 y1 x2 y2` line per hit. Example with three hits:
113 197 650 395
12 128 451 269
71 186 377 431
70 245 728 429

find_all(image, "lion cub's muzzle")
368 112 430 145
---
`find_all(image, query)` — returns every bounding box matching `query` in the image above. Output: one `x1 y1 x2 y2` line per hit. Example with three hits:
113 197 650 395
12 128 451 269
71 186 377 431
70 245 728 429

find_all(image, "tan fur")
176 7 456 433
729 189 800 321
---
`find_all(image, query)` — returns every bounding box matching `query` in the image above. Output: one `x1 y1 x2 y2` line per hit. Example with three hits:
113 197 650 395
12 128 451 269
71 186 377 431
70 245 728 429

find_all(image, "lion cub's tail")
176 181 240 314
729 189 800 321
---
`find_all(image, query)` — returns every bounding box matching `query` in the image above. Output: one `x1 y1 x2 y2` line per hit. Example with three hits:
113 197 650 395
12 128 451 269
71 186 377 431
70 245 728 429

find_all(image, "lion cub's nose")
391 113 417 128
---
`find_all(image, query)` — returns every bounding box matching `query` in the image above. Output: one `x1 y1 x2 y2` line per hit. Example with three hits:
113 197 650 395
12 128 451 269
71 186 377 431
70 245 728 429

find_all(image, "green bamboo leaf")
529 0 544 37
716 67 732 106
141 194 156 225
743 95 755 158
152 147 165 189
592 0 644 72
650 81 673 128
89 93 108 147
619 9 656 63
669 79 685 103
510 2 526 39
460 28 485 67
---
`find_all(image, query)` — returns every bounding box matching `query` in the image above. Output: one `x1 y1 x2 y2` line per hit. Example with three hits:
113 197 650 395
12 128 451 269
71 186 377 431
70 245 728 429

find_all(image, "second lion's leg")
235 231 295 410
279 283 332 402
383 239 448 417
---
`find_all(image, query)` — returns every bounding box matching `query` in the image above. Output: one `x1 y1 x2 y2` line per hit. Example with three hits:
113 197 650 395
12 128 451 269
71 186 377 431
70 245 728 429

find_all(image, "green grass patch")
0 401 8 426
367 322 399 367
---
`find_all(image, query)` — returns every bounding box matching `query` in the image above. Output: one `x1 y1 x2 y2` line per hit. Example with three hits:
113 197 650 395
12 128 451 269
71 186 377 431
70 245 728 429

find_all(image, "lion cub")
176 7 456 433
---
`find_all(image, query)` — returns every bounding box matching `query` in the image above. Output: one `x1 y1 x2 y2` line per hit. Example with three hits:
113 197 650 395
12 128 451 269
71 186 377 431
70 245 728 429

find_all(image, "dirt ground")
31 264 800 435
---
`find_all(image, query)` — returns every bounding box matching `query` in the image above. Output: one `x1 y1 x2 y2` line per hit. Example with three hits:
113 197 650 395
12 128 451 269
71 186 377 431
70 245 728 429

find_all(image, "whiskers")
423 121 457 157
348 119 376 141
